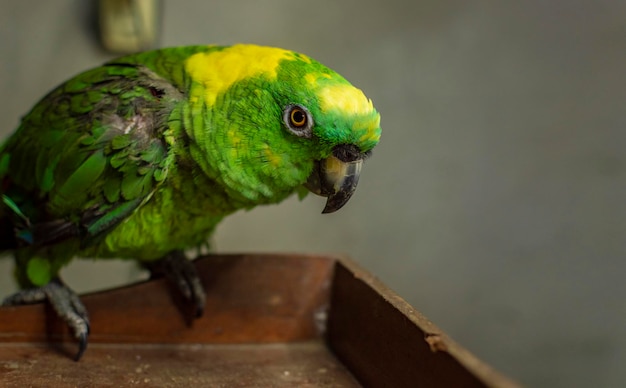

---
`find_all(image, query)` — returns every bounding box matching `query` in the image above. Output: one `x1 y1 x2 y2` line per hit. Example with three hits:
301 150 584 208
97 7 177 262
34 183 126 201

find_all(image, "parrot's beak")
305 152 363 214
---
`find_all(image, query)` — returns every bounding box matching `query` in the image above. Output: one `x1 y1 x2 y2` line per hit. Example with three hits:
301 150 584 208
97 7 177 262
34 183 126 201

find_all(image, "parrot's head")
184 44 381 212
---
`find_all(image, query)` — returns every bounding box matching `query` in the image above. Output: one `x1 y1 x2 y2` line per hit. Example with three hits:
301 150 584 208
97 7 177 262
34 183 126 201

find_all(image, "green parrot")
0 44 381 360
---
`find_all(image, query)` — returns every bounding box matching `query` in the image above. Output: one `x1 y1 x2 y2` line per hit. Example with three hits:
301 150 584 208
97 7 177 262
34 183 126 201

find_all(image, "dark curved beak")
305 152 363 214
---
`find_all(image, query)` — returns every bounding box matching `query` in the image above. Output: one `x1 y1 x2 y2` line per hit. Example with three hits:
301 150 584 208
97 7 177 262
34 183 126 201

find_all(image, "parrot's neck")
171 95 302 212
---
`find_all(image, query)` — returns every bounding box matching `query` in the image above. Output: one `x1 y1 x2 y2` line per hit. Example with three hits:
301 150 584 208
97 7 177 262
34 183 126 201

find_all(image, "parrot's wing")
0 63 183 249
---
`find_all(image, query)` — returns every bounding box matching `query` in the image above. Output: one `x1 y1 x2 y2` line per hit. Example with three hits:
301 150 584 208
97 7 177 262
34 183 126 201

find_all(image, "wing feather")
0 63 183 249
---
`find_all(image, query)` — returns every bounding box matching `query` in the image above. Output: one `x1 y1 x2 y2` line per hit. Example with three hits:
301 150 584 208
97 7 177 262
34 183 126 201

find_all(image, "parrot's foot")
2 279 89 361
145 251 206 318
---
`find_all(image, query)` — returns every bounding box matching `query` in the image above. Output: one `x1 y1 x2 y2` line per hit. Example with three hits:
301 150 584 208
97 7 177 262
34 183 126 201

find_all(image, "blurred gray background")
1 1 625 386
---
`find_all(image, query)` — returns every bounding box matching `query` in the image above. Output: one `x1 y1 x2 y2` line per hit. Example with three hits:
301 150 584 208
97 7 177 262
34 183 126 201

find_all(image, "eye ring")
290 108 307 127
283 104 313 138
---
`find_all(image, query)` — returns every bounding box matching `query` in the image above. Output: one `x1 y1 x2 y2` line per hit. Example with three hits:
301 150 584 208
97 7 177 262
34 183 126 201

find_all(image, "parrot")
0 44 381 360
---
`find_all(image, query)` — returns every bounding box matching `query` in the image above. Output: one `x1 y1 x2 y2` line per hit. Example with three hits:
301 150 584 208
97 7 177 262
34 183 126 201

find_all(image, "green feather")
26 258 52 287
2 194 29 223
111 135 133 150
103 176 121 203
85 197 144 241
53 149 107 209
121 168 152 200
0 154 9 177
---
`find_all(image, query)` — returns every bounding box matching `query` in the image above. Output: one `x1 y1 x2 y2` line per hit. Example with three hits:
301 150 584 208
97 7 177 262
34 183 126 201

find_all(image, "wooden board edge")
327 255 521 388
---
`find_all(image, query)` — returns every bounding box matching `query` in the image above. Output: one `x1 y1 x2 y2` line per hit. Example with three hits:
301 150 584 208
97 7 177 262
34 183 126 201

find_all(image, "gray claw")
145 251 206 318
3 279 90 361
76 331 88 361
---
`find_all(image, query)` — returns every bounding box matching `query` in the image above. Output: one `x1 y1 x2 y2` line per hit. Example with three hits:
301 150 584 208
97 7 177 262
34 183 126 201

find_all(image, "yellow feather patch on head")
358 114 382 143
184 44 294 106
319 84 375 117
318 84 381 146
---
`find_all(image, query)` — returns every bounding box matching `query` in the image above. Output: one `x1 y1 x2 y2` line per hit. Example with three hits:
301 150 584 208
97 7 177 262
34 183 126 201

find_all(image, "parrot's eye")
283 104 313 138
291 109 307 127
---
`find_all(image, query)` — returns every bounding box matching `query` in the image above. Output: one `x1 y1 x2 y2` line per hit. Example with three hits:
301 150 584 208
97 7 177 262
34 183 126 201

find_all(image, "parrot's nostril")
332 144 362 163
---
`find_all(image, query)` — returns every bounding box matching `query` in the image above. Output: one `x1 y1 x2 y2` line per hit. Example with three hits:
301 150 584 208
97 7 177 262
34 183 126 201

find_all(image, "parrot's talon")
75 332 88 361
145 251 206 318
3 279 89 361
44 279 90 361
2 287 47 306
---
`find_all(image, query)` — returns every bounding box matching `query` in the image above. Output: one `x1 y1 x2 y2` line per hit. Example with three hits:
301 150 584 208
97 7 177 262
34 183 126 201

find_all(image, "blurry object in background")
99 0 161 53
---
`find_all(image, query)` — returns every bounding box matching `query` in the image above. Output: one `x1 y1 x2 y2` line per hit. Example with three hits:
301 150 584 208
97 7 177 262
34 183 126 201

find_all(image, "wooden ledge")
0 253 518 387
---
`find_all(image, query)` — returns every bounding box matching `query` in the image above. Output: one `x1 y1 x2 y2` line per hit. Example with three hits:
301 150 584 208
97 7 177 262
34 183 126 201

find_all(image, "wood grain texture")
0 342 358 387
0 254 334 345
